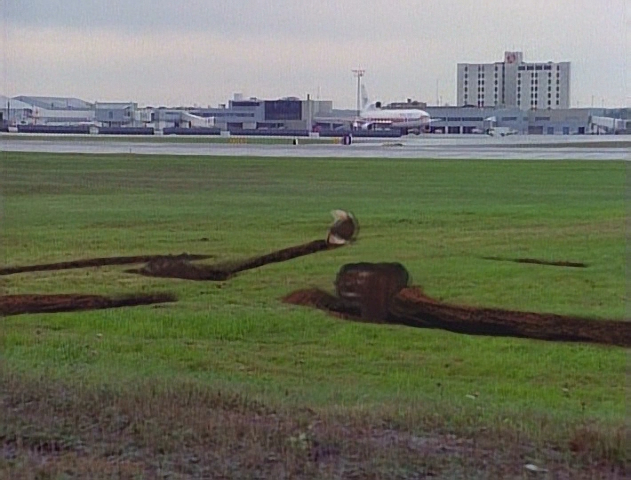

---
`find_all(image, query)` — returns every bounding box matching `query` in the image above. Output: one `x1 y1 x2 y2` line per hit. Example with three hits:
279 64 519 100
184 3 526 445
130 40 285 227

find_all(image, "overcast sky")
1 0 628 109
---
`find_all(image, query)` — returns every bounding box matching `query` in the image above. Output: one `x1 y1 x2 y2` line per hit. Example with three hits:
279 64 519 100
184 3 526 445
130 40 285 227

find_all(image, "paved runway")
2 134 629 160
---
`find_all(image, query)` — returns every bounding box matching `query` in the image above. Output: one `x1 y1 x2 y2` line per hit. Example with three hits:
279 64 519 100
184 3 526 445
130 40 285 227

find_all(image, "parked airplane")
352 85 434 134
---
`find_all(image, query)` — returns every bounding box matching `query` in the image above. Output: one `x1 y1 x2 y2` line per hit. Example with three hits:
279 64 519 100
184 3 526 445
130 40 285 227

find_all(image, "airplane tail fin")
361 85 370 111
360 84 379 112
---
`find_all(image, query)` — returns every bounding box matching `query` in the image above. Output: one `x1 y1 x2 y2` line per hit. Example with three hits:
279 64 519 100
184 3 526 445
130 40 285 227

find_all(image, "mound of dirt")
0 254 212 276
0 293 177 316
128 239 339 281
282 262 631 348
335 262 410 320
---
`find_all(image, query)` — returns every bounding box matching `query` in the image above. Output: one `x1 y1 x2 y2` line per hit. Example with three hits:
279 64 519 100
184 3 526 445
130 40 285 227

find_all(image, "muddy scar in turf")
0 293 177 316
0 240 344 316
0 254 213 276
125 240 339 281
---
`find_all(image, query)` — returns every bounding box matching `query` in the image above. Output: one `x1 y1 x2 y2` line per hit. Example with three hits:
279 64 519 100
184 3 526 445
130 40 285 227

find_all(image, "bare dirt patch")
482 256 588 268
0 293 176 317
283 263 630 348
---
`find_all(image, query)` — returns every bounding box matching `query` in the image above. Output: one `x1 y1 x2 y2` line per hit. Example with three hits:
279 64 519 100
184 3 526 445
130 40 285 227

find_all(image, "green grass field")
1 152 627 479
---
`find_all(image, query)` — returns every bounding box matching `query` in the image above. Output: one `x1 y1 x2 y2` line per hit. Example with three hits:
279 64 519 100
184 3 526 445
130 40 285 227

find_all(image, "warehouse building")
0 95 35 126
1 95 95 126
13 96 95 124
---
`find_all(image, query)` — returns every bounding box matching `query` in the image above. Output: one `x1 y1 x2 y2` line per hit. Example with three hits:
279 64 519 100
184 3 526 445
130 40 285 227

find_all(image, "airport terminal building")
1 94 333 134
424 106 610 135
189 95 332 132
1 49 628 136
2 94 626 136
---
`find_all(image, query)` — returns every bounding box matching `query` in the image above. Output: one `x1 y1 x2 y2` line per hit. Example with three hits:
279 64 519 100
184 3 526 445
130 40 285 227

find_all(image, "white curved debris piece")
326 210 359 246
524 463 548 473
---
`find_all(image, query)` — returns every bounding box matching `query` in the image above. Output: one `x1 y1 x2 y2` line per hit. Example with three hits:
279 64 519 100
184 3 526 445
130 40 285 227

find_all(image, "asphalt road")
2 134 629 160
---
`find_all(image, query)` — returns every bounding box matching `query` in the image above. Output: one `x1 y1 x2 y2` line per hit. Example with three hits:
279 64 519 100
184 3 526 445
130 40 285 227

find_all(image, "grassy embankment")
1 152 626 478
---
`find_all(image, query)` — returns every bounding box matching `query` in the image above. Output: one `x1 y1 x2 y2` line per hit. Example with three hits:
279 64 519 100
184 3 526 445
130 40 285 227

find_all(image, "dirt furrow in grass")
482 256 588 268
0 293 177 316
282 286 631 348
0 253 213 276
126 240 340 281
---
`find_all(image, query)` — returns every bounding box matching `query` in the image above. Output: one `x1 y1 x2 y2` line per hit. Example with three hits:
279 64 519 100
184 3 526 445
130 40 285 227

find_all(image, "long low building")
426 106 590 135
312 104 628 136
425 106 629 135
2 93 628 136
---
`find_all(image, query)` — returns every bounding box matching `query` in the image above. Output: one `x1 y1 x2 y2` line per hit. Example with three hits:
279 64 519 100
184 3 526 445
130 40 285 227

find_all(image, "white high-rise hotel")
457 51 571 109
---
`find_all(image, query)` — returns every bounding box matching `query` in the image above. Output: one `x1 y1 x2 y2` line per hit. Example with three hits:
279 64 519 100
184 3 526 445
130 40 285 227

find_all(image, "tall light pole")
352 68 365 116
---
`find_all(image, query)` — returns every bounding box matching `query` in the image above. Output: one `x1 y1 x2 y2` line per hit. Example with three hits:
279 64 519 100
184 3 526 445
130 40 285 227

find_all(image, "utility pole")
352 68 365 116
